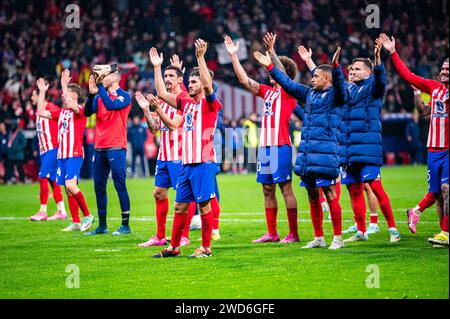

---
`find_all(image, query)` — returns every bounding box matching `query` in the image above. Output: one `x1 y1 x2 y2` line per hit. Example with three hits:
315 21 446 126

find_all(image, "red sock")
201 211 214 249
328 198 342 236
182 202 197 238
439 217 444 231
335 181 341 201
418 192 436 212
67 195 80 223
211 196 220 230
39 177 49 205
309 199 324 237
265 207 278 236
50 180 63 203
286 208 298 237
319 189 326 204
369 180 396 228
170 212 188 249
370 214 379 224
155 198 169 239
73 191 90 217
443 215 449 232
348 183 367 233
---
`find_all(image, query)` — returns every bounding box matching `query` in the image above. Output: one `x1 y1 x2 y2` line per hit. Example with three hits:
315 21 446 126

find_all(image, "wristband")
267 64 275 71
414 90 421 95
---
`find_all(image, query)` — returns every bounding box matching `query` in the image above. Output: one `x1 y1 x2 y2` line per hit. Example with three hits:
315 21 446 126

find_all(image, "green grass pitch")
0 165 448 299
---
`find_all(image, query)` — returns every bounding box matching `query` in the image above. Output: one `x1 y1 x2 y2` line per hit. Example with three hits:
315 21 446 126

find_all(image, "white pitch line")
0 216 436 224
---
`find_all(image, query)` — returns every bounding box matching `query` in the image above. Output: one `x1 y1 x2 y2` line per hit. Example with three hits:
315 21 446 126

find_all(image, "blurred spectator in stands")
144 128 158 176
0 122 7 183
242 112 259 173
128 115 147 177
405 110 423 165
4 118 26 184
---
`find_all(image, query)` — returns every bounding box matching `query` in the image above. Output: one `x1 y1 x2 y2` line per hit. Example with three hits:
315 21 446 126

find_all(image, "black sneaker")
153 248 181 258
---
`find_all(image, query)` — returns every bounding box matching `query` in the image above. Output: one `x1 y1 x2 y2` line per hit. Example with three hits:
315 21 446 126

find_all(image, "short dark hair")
190 67 214 79
352 58 374 70
316 64 332 75
67 83 82 98
165 65 184 77
279 56 298 80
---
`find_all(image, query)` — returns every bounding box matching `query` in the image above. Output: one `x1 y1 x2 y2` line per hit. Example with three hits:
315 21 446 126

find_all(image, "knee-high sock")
265 207 278 236
369 180 396 228
182 202 197 238
67 195 80 223
335 181 341 201
201 211 214 249
170 212 188 250
211 196 220 230
39 177 49 206
155 198 169 239
286 208 298 237
417 192 436 213
73 191 90 217
348 183 366 233
328 198 342 236
443 215 449 232
319 189 326 204
49 180 63 204
309 199 324 237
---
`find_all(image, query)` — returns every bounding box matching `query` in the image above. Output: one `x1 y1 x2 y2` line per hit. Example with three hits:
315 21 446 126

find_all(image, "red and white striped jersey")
427 86 449 149
177 95 222 164
257 84 297 147
49 105 87 159
157 91 188 162
391 52 449 150
36 102 59 155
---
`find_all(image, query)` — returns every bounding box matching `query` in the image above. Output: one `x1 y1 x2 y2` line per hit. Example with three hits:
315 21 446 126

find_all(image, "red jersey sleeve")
49 107 62 119
74 104 85 118
204 95 222 113
257 84 272 98
391 52 441 95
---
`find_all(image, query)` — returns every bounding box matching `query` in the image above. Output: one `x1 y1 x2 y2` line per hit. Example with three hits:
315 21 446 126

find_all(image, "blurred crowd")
0 0 448 182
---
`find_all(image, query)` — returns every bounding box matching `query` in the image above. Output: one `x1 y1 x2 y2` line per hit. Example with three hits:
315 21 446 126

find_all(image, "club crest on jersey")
262 101 275 116
184 112 194 131
436 100 445 113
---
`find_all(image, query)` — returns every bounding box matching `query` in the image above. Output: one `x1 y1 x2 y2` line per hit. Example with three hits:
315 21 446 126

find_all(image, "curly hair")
279 56 298 80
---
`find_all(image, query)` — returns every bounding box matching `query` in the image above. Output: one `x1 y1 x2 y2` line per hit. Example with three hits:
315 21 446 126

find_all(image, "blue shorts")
38 148 58 181
428 150 449 194
175 162 217 203
155 160 182 190
340 165 381 185
56 157 84 185
300 176 336 188
256 145 292 184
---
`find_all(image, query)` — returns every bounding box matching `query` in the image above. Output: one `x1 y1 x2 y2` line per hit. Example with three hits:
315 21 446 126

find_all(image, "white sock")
334 235 342 241
413 205 422 216
56 201 66 214
315 236 325 242
39 204 47 213
369 223 378 227
212 229 220 235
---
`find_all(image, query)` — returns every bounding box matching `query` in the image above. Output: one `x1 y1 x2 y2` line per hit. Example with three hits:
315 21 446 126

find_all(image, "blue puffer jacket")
338 82 356 166
269 65 349 179
345 64 387 167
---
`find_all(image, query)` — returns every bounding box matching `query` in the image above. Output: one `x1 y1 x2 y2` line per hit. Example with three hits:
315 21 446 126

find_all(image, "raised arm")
411 85 431 117
195 39 214 96
331 47 349 106
36 78 52 119
149 47 178 108
372 42 387 99
263 32 286 73
298 45 317 71
98 85 131 111
253 50 310 102
60 69 80 114
135 91 160 134
148 94 183 131
377 34 438 94
224 35 260 95
84 74 99 117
